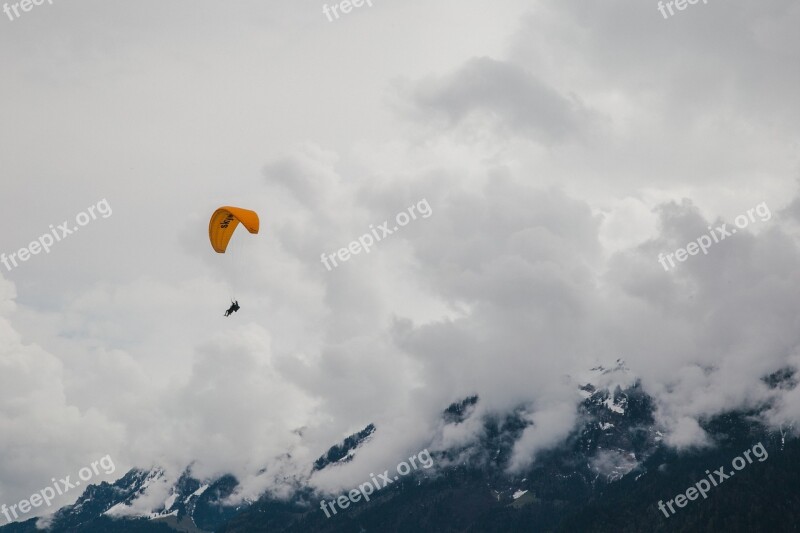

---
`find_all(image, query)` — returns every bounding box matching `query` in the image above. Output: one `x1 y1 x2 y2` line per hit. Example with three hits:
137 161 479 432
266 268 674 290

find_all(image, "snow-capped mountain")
1 362 795 532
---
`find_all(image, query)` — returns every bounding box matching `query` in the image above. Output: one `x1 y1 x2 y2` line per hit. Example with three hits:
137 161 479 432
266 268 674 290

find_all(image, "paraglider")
224 300 240 317
209 206 259 317
208 206 260 253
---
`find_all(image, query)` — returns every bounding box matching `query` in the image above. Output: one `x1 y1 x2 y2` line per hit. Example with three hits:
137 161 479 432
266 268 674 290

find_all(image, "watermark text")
321 198 432 271
1 198 112 273
657 442 768 518
658 202 770 271
1 455 116 523
320 448 434 517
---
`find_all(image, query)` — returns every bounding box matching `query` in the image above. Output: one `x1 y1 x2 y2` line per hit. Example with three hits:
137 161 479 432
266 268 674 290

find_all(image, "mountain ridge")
2 363 795 532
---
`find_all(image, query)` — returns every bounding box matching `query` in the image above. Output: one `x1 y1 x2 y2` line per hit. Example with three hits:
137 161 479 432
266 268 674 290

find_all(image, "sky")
1 0 800 522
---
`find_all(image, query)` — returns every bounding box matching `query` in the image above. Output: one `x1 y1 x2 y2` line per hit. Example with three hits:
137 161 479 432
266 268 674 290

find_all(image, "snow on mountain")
0 360 719 532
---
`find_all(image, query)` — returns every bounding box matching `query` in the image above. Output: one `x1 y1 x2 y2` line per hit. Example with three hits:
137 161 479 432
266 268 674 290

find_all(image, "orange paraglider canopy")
209 206 260 253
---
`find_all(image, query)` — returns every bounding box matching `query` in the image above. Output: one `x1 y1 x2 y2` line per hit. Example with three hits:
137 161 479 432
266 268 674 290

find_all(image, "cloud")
0 313 124 512
508 401 580 472
402 57 594 143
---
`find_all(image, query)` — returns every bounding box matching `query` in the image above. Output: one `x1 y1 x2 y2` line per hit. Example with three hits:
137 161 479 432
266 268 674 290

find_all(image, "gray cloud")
403 57 594 143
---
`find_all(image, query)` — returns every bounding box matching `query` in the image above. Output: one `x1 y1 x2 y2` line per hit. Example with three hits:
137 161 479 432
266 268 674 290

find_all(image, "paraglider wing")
209 206 260 253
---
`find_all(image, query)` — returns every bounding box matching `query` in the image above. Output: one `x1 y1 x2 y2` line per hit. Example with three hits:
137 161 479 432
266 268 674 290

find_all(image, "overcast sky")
1 0 800 521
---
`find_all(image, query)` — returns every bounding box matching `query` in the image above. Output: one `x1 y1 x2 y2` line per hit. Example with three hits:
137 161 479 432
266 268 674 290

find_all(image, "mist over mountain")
2 364 796 532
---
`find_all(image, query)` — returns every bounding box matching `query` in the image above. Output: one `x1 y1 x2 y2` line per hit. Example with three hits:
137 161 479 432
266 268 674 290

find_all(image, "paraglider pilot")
224 300 240 317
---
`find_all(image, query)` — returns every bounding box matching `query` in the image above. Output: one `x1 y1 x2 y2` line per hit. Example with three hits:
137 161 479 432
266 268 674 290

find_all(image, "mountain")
2 363 797 532
0 466 243 533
